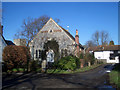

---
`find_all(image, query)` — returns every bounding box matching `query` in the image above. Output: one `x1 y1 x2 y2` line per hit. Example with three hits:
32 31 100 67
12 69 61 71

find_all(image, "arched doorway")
43 39 59 62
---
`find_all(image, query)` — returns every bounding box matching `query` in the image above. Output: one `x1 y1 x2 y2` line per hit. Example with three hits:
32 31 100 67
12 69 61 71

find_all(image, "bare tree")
14 15 60 46
101 31 109 45
85 40 96 48
87 30 110 46
92 31 100 46
54 18 60 23
14 15 50 46
92 30 109 46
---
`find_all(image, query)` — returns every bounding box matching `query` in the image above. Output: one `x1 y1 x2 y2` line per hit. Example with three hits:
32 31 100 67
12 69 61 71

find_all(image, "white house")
87 45 120 63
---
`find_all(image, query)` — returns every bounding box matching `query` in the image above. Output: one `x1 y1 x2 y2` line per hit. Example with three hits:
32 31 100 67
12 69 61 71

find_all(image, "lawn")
109 64 120 88
47 64 102 74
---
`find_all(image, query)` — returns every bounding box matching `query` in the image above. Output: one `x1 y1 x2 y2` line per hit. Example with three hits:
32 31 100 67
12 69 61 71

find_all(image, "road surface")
2 64 115 89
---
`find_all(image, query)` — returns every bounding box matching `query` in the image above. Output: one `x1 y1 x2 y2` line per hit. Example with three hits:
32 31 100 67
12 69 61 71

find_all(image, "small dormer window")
50 30 52 33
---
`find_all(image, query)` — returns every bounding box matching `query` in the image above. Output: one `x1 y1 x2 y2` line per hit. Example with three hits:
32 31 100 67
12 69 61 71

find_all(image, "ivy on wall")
43 39 59 61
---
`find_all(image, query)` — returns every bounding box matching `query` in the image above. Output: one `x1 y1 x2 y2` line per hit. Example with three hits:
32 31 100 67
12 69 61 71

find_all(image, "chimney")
0 24 3 35
75 29 80 57
75 29 79 45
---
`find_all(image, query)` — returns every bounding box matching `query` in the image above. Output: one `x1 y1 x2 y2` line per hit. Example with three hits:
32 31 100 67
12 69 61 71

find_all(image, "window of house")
110 54 115 60
50 30 52 33
36 50 42 59
98 57 101 59
118 51 120 54
36 50 38 58
39 50 41 58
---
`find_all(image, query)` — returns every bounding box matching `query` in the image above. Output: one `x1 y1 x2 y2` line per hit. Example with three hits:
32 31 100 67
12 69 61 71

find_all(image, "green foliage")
2 45 31 70
79 53 84 59
12 68 18 72
84 53 95 66
47 64 101 74
109 64 120 88
29 60 41 71
12 68 24 72
36 68 41 72
18 68 24 72
109 40 114 45
110 71 120 88
44 39 59 61
61 49 69 58
56 56 80 71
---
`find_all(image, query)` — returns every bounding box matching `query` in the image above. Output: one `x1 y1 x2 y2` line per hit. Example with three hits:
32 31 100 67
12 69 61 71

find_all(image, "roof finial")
67 26 69 32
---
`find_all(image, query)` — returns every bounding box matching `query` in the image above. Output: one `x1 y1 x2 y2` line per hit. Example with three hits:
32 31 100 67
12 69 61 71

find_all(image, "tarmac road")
2 64 115 89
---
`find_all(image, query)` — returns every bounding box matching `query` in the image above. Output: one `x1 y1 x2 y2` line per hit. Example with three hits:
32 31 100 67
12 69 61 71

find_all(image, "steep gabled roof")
60 26 84 49
30 18 84 49
60 26 75 41
5 40 15 45
1 35 15 45
87 45 120 52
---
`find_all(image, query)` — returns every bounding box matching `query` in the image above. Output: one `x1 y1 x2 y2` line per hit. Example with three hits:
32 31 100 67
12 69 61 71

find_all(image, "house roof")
1 24 15 46
5 40 15 45
87 45 120 52
1 34 15 45
60 26 75 41
60 26 84 49
30 18 84 49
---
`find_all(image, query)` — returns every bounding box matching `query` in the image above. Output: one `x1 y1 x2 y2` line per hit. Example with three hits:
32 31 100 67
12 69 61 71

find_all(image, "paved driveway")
2 64 115 89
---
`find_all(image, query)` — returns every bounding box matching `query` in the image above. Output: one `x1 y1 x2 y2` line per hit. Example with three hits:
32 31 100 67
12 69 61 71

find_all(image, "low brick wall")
80 59 84 68
97 59 107 63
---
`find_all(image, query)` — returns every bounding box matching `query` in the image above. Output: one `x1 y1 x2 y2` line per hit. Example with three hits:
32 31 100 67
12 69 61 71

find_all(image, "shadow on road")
2 64 115 89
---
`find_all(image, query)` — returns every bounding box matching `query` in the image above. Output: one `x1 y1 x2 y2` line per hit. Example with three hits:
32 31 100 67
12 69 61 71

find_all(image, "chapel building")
29 18 84 62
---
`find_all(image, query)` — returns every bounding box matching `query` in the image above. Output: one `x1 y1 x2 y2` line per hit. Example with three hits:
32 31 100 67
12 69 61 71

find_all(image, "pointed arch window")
50 30 53 33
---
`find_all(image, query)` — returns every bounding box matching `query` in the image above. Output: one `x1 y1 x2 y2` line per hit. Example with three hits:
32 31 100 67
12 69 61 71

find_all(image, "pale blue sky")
2 2 119 45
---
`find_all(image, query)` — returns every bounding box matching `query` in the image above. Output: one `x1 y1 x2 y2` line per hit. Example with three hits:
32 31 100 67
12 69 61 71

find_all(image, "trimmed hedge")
2 45 31 71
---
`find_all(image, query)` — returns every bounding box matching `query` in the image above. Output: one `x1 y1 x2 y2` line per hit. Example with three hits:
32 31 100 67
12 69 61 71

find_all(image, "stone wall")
14 39 26 46
29 18 76 60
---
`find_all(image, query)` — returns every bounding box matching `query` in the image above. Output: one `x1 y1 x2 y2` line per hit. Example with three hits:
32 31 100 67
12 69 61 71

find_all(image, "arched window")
36 50 41 59
36 50 38 58
50 30 52 33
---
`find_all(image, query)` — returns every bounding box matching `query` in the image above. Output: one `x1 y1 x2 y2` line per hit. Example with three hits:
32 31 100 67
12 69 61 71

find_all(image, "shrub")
12 68 18 72
18 68 24 72
36 68 41 72
84 53 95 66
2 45 31 70
79 53 84 59
29 60 41 71
56 56 80 71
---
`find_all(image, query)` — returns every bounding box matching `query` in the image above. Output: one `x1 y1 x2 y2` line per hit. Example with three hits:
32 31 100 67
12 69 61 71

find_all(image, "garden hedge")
2 45 31 71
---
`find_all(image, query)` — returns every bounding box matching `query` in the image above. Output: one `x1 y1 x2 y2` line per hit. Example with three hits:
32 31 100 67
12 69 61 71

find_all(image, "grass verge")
47 64 102 74
109 64 120 88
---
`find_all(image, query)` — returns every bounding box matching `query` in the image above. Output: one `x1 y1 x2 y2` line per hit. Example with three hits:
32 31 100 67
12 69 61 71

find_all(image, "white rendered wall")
94 51 119 63
94 51 110 60
0 36 7 62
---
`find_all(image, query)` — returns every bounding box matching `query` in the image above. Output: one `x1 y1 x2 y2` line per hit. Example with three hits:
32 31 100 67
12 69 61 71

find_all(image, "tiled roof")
5 40 15 45
1 34 15 45
60 26 75 41
87 45 120 52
